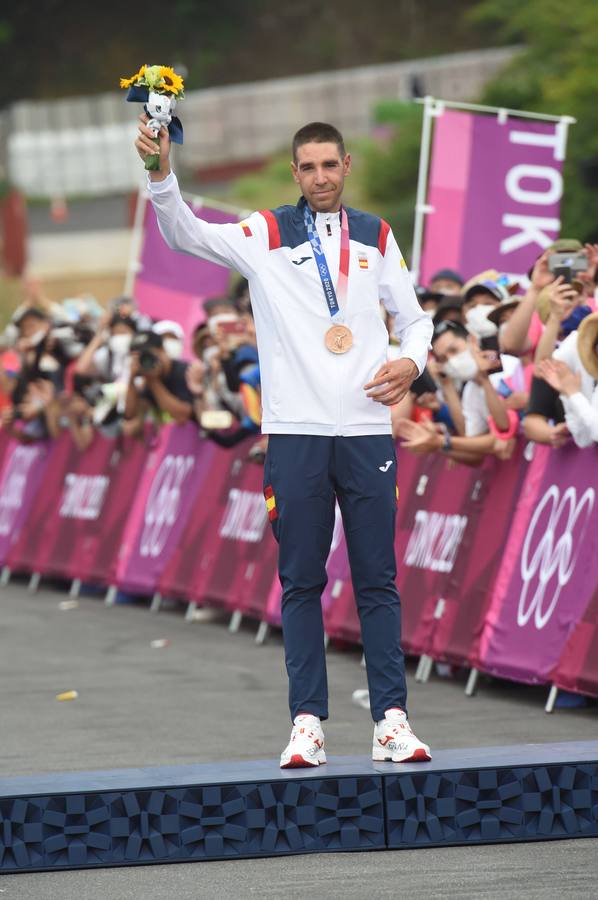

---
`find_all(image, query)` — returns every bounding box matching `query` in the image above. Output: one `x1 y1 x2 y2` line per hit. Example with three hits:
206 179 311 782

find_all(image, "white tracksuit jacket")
148 172 433 437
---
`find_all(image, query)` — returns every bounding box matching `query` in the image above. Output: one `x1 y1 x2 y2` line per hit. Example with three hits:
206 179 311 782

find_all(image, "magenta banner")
421 110 567 284
475 444 598 684
430 442 529 668
116 424 217 595
553 583 598 700
0 439 54 567
134 197 239 357
158 440 279 617
322 450 480 654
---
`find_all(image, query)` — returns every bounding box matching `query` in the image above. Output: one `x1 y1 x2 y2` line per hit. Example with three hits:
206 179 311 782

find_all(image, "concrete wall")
7 47 517 197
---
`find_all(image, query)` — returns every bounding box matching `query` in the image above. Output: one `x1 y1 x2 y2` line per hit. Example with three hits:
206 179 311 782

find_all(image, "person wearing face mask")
152 319 185 360
432 321 518 437
397 321 519 464
2 307 71 440
75 309 137 383
125 331 195 427
460 271 518 342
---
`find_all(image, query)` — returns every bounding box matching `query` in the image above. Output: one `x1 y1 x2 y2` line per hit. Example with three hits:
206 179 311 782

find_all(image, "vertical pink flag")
421 110 567 284
134 199 240 356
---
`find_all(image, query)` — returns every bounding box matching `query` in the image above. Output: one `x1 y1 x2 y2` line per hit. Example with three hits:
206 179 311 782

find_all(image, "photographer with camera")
500 241 597 358
124 330 194 428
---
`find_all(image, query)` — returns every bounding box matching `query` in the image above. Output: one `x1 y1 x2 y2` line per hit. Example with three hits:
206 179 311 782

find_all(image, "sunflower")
158 66 184 96
119 64 147 90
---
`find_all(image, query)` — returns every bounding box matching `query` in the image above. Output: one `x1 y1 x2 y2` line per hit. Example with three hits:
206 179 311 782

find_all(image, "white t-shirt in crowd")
462 354 519 436
554 331 598 448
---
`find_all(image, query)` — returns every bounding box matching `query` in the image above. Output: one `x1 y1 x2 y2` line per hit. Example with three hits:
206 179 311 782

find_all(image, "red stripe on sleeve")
260 210 281 250
378 219 391 256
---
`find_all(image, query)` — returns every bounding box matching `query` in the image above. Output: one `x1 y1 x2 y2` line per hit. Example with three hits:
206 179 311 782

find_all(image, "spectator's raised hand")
537 358 582 397
185 359 206 396
396 418 442 454
546 277 580 323
530 250 555 291
582 244 598 284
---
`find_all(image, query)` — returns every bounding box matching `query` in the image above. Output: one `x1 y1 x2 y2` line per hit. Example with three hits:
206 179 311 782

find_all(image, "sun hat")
577 312 598 379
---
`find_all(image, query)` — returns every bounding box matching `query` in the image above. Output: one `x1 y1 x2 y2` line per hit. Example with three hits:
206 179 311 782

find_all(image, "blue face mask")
561 305 592 336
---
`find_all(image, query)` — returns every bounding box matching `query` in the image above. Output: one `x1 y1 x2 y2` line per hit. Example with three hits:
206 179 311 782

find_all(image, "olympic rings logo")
518 484 595 630
139 454 194 558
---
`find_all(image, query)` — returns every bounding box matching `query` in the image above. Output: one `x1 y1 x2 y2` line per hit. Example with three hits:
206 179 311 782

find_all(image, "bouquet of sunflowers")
120 65 185 171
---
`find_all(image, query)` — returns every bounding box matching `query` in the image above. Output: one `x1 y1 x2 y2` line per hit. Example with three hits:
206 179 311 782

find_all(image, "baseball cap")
429 268 464 288
152 319 184 340
432 296 463 326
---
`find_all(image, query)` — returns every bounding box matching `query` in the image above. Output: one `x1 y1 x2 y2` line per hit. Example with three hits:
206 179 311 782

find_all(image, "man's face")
291 141 351 213
429 278 461 296
432 331 469 365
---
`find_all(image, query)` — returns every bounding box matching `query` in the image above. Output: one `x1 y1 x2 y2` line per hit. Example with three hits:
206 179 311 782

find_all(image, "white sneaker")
372 707 431 763
280 714 326 769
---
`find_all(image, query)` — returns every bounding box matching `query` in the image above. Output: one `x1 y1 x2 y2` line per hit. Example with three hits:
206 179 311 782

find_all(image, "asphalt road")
0 581 596 898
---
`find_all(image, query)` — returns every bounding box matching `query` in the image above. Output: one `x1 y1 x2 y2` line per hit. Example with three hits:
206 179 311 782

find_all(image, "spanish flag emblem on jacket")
264 485 278 521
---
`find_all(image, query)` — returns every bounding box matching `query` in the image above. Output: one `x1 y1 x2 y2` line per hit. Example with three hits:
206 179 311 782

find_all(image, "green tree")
471 0 598 239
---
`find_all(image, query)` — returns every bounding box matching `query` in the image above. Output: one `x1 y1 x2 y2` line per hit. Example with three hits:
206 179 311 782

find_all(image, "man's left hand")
364 358 418 406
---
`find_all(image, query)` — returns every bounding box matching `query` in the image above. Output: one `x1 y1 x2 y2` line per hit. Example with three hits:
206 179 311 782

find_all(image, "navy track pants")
263 434 407 723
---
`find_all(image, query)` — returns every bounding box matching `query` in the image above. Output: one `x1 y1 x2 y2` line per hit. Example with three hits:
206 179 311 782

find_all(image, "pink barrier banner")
9 434 150 584
8 432 105 575
322 450 480 654
116 423 217 595
159 441 279 617
430 442 529 668
553 584 598 700
474 444 598 684
420 110 567 284
0 439 52 566
8 433 148 584
135 199 238 357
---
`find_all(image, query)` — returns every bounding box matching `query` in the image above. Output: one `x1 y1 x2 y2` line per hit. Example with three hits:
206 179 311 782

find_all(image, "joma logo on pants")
404 511 468 574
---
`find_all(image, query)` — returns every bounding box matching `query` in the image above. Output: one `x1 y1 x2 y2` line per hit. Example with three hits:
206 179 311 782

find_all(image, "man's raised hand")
134 113 171 180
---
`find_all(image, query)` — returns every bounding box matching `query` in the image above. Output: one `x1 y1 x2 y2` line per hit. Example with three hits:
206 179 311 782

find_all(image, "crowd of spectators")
2 238 598 465
394 240 598 465
0 277 265 460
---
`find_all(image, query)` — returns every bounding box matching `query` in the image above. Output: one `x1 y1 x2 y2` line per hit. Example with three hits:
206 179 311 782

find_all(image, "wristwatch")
441 432 453 453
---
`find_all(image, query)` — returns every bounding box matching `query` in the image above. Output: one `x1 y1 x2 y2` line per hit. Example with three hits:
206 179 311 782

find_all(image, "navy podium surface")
0 741 597 873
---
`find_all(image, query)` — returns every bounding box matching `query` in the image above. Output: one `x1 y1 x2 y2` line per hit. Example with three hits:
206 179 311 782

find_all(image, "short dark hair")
292 122 346 162
431 320 469 345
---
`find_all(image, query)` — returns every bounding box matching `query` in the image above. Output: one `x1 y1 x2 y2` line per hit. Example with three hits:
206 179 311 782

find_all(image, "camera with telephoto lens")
139 348 160 372
131 331 163 372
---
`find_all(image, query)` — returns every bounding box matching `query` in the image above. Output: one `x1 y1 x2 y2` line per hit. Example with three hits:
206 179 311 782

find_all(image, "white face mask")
108 333 132 355
465 304 498 339
422 308 436 318
163 337 183 360
444 348 479 383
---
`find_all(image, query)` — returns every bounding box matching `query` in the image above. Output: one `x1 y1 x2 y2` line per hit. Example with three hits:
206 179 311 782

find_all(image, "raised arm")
135 115 266 277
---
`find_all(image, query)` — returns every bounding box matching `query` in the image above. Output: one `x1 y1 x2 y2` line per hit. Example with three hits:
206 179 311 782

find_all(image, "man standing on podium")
135 117 433 767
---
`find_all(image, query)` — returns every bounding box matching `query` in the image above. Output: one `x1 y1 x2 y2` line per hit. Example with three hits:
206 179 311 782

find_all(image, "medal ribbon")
303 204 350 321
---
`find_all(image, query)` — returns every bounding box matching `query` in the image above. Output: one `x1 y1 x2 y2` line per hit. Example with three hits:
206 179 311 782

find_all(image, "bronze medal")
325 324 353 354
